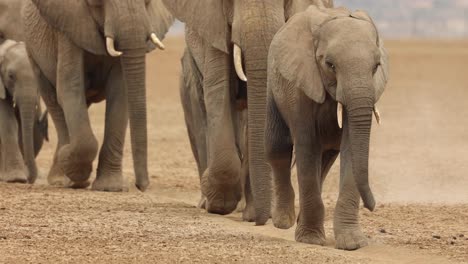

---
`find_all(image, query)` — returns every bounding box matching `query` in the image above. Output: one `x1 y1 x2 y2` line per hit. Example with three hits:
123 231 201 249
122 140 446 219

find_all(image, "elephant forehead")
323 18 377 43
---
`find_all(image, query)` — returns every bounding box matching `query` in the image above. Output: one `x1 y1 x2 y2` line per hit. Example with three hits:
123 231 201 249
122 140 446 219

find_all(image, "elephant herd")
0 0 388 251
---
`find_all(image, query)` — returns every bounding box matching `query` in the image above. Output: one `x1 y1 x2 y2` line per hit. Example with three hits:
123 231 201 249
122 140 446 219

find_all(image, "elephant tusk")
106 37 123 57
337 102 343 128
233 44 247 82
150 33 165 50
373 106 381 125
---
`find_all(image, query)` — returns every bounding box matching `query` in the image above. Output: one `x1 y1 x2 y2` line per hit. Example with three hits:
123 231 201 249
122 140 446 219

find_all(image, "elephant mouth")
105 34 165 57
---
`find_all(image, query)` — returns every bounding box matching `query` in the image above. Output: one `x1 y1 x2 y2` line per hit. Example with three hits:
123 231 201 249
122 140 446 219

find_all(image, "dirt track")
0 38 467 263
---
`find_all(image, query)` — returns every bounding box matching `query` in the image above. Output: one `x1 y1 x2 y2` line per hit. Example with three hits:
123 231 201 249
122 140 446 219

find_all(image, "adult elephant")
22 0 173 190
0 36 48 183
0 0 25 41
165 0 333 224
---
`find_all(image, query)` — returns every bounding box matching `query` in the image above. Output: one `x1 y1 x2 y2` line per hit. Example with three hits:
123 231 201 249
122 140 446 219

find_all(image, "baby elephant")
0 34 48 183
266 6 388 250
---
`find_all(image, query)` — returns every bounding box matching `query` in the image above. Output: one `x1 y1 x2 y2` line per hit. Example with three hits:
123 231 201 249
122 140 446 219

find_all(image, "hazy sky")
168 1 468 38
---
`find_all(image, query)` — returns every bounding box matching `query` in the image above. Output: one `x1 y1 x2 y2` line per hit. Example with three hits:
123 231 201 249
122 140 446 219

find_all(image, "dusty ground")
1 38 467 263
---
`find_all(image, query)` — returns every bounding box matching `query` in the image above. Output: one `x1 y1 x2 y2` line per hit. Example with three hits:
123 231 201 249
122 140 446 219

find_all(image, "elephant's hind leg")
38 72 75 187
0 100 28 183
56 35 98 185
265 96 295 229
92 64 128 192
180 50 208 207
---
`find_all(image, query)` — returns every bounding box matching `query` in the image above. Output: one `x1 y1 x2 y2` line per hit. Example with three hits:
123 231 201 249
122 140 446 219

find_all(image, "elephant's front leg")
334 115 368 250
294 128 326 245
202 46 241 215
92 64 128 192
55 34 98 185
0 100 28 183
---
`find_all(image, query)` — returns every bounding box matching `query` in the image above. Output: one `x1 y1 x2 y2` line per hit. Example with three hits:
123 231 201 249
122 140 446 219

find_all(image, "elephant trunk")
18 96 38 183
120 48 149 191
241 0 285 225
344 89 376 211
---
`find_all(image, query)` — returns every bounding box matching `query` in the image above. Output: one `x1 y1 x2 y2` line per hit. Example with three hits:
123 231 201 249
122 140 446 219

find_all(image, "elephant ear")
31 0 106 55
270 6 330 103
162 0 230 53
351 10 389 101
285 0 334 20
148 0 175 40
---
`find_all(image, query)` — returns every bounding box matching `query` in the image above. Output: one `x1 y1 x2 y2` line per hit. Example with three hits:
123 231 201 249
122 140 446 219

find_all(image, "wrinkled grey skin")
22 0 173 190
0 37 48 183
0 0 25 41
266 6 388 250
166 0 333 225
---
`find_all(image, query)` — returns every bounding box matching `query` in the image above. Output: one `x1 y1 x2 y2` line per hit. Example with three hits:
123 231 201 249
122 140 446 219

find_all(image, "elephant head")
269 6 389 211
164 0 333 225
30 0 174 190
0 36 48 183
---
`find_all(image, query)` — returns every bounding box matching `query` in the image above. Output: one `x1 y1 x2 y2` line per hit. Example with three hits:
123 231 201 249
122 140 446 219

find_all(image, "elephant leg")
334 121 368 250
0 100 28 183
236 109 255 222
55 35 98 185
202 46 241 215
37 72 76 187
265 96 294 229
180 50 208 208
294 123 325 245
92 64 128 192
320 150 339 187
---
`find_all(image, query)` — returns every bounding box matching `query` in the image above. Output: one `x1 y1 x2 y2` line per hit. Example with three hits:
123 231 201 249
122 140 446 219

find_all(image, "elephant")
164 0 334 225
21 0 173 190
0 36 48 183
265 6 389 250
0 0 25 41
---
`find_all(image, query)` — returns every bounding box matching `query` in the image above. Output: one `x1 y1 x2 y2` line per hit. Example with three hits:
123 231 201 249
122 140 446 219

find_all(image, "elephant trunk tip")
362 190 376 212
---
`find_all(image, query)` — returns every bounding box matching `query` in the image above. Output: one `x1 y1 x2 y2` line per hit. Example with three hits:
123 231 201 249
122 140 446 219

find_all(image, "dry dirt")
0 38 467 263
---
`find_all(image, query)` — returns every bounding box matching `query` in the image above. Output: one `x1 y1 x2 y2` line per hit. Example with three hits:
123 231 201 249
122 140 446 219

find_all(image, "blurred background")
169 0 468 38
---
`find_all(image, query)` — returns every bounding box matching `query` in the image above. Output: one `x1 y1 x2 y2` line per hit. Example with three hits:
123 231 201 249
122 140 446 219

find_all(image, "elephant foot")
58 142 97 183
92 172 128 192
48 171 70 187
48 173 89 189
242 200 256 222
295 225 326 246
272 205 295 229
2 169 28 184
335 229 369 250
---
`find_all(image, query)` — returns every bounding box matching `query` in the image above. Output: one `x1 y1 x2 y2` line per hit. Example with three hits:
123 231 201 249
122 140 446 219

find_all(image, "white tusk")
373 106 381 125
150 33 165 50
337 102 343 128
106 37 123 57
233 44 247 82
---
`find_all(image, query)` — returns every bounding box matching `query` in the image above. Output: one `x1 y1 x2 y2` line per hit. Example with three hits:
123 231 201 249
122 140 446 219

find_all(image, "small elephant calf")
265 6 388 250
0 34 48 183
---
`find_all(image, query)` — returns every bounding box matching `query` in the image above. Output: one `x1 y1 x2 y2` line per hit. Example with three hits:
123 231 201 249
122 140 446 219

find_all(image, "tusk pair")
106 37 122 57
336 103 382 128
234 44 247 82
106 33 166 57
150 33 165 50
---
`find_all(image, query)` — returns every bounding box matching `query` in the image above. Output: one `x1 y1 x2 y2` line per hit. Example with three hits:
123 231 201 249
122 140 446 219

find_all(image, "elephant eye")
8 71 15 81
373 62 381 75
326 61 336 72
